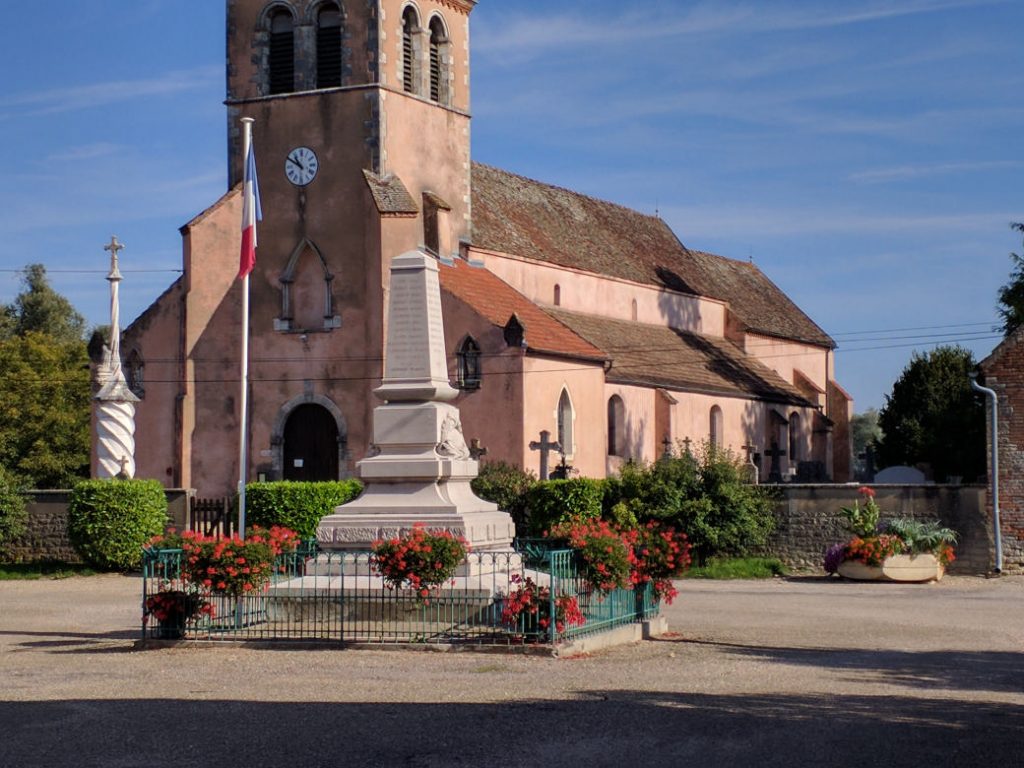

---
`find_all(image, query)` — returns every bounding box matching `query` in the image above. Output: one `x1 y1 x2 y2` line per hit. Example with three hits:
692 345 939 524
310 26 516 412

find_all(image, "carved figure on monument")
437 414 471 460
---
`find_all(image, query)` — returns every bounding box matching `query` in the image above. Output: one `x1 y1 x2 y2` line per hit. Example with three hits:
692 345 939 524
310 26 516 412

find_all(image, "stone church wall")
766 484 996 575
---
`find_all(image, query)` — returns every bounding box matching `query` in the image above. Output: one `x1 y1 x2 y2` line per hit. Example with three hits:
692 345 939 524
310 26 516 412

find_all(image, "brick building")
979 331 1024 572
119 0 852 496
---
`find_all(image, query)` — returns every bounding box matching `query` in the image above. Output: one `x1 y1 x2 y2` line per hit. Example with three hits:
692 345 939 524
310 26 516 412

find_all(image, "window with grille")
269 10 295 95
710 406 723 449
402 8 418 94
557 389 574 456
317 5 343 88
457 337 482 390
429 18 442 101
608 396 625 456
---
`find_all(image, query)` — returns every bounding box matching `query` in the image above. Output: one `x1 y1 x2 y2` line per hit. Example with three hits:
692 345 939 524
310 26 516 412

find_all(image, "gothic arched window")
316 3 343 88
557 389 574 457
402 7 420 95
709 405 724 449
428 15 450 104
789 412 801 463
608 395 625 457
457 336 481 390
268 9 296 95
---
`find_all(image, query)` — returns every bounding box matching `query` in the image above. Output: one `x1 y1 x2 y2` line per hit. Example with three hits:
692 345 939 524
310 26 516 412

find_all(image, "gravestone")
740 443 759 485
529 430 561 480
764 441 786 483
316 251 516 553
874 465 928 484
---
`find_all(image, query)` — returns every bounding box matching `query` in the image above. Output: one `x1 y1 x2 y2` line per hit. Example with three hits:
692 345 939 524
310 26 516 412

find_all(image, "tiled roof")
363 170 419 216
471 163 834 349
687 250 834 348
547 308 813 406
438 260 604 361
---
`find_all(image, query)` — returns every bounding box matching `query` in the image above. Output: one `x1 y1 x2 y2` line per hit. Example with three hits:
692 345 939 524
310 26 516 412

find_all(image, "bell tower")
216 0 476 481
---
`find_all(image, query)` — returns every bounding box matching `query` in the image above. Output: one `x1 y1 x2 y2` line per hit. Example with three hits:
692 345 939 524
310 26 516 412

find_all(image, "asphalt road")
1 574 1021 768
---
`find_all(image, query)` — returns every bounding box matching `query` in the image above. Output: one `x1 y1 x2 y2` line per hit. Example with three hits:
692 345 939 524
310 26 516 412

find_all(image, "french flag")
238 138 263 279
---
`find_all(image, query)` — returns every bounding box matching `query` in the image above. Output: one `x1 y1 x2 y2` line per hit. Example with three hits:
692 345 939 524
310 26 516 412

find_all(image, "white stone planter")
836 560 883 580
837 554 944 583
880 553 944 582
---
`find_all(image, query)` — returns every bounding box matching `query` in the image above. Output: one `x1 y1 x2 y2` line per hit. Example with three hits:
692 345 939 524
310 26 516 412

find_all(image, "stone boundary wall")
5 489 192 564
767 484 995 575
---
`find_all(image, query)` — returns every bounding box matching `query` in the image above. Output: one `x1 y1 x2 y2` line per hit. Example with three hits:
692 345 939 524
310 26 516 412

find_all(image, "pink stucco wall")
478 250 726 337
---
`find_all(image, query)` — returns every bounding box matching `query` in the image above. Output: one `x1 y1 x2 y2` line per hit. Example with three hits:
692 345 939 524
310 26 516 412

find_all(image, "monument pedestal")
316 251 516 554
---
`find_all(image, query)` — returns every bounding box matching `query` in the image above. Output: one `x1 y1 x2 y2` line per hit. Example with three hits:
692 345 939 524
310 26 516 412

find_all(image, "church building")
122 0 853 496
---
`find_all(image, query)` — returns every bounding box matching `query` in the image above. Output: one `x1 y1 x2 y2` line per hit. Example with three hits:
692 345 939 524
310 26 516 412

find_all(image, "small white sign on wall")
293 459 304 468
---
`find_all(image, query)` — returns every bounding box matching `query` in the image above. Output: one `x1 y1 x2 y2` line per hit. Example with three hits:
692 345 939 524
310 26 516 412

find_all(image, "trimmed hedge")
0 467 28 558
67 478 168 570
471 461 537 535
244 480 363 538
523 478 603 536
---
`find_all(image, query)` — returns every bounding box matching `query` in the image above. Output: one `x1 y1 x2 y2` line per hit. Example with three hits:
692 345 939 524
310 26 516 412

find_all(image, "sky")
0 0 1021 411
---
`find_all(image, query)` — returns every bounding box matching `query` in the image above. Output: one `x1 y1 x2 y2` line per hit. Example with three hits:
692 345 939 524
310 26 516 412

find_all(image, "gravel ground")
1 573 1021 767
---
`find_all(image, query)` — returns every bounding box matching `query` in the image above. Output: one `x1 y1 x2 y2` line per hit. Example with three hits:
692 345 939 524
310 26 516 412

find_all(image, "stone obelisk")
94 236 139 479
317 251 515 552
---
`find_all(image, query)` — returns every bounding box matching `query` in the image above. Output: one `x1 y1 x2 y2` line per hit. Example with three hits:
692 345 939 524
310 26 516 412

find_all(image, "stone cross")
681 436 693 456
764 441 786 483
661 435 674 460
469 438 488 461
741 443 759 484
529 430 562 480
104 236 125 370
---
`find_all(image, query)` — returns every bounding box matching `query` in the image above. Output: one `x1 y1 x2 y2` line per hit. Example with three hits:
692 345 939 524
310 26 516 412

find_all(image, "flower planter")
836 560 883 580
881 553 944 582
838 554 943 583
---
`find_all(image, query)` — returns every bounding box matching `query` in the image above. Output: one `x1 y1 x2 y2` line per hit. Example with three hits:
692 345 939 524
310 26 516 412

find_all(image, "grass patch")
683 557 787 580
0 562 98 580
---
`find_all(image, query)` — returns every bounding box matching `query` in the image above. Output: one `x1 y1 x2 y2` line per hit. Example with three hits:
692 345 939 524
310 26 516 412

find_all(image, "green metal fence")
141 542 660 647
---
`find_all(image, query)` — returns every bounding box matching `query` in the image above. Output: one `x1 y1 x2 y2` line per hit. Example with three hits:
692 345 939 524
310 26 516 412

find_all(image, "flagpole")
237 116 255 540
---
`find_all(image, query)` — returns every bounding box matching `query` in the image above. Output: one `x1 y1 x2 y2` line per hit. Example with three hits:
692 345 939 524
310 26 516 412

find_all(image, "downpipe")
969 372 1002 574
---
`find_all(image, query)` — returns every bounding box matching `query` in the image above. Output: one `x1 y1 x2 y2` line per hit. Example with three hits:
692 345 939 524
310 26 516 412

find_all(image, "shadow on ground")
2 692 1021 767
657 638 1024 695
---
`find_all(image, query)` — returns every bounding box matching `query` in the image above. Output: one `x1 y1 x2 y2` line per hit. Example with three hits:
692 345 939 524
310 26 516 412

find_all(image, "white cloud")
475 1 1008 58
849 161 1024 183
46 143 122 163
0 66 220 119
663 204 1018 239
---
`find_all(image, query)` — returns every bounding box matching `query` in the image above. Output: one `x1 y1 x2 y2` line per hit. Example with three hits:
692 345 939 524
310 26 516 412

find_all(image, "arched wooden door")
283 404 339 481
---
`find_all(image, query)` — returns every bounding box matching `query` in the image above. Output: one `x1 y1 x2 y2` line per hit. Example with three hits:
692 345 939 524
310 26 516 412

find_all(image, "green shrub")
523 478 603 536
244 480 363 538
0 467 28 558
604 445 777 565
471 461 537 534
67 478 168 570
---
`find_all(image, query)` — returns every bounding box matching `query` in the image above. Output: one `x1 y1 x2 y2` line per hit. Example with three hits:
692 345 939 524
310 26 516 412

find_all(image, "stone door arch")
271 395 348 480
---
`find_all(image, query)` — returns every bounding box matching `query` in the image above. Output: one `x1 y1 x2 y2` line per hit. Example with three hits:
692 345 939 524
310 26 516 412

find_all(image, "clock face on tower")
285 146 319 186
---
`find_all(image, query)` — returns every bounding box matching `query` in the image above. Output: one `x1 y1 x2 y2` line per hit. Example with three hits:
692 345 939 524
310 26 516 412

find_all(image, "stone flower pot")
837 554 944 583
836 560 883 580
880 553 944 582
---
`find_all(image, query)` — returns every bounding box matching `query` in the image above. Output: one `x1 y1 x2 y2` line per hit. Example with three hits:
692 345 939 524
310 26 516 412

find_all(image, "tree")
0 265 91 488
996 222 1024 336
849 408 883 477
875 346 985 482
0 332 91 488
1 264 86 343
